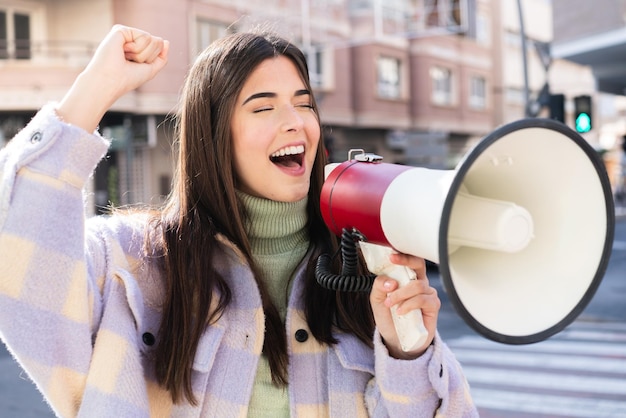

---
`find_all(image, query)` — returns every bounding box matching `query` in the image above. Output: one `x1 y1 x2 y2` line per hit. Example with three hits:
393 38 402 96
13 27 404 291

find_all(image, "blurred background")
0 0 625 215
1 1 625 417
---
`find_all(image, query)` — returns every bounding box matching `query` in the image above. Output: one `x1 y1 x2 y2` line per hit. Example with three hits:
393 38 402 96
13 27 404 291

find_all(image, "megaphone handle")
384 264 430 352
358 242 429 352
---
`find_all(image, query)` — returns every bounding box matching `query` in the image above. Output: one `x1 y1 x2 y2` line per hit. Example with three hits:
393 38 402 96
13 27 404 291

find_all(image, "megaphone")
318 118 615 349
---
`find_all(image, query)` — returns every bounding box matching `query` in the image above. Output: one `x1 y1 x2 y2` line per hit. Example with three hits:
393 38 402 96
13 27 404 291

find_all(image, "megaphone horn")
317 118 615 347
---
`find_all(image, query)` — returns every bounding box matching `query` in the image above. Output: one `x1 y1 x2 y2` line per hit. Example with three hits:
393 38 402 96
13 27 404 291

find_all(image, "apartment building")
0 0 498 212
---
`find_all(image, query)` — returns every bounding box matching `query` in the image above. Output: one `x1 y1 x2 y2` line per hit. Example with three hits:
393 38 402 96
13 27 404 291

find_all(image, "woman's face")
231 55 320 202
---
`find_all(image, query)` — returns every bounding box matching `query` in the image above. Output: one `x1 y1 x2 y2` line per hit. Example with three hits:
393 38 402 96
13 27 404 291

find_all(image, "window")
377 56 401 99
469 75 486 109
475 12 490 45
0 11 6 59
196 19 230 55
425 0 464 28
380 0 410 35
304 45 324 88
430 66 453 105
0 9 31 59
14 13 29 59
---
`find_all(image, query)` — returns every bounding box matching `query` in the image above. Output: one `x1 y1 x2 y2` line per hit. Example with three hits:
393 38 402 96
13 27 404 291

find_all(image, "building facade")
2 0 610 212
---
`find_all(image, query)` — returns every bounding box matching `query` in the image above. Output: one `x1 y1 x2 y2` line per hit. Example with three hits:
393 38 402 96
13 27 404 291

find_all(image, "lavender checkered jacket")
0 105 477 417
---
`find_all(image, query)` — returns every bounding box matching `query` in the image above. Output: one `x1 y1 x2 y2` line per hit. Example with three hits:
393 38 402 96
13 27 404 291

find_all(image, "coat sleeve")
367 330 479 417
0 103 111 417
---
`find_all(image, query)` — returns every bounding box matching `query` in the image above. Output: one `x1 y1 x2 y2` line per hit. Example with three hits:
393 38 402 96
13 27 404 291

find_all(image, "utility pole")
517 0 531 118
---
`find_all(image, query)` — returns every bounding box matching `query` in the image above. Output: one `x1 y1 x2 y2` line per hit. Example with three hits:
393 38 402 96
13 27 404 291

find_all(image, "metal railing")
0 39 96 62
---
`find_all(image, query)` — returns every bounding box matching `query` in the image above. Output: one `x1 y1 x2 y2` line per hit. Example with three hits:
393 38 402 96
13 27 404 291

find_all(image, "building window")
380 0 410 35
425 0 464 28
303 45 325 89
0 11 7 59
469 75 486 109
475 12 490 45
430 66 453 105
377 56 401 99
0 9 31 60
196 19 230 55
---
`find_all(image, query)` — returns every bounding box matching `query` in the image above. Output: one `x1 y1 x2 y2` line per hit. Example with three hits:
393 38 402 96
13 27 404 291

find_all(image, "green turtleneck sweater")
238 192 310 417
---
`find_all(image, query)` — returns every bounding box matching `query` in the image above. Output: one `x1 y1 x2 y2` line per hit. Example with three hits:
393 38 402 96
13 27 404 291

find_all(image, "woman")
0 25 477 417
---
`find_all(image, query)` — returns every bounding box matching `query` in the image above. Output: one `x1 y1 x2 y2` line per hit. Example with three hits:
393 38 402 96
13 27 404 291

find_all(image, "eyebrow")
242 89 311 106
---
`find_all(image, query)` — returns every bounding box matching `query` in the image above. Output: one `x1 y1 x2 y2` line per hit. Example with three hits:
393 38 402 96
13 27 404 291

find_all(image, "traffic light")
574 95 592 133
548 94 565 123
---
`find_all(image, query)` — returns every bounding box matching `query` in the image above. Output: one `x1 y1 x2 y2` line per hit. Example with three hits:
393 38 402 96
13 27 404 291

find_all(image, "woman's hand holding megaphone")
369 251 440 359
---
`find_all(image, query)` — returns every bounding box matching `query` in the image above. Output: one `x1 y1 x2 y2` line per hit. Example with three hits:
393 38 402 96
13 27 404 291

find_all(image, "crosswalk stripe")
568 321 626 332
448 335 626 357
470 388 626 418
561 329 626 342
452 348 626 374
462 366 626 395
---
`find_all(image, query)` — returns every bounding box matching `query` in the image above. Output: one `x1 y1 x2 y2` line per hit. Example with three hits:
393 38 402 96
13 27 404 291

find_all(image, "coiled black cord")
315 228 375 292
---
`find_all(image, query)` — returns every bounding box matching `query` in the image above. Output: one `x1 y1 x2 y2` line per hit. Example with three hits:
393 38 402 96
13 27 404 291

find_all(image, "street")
447 321 626 417
1 217 625 417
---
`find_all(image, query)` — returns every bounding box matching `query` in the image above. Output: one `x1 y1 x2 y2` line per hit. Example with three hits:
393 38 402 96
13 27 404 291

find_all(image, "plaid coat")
0 105 477 417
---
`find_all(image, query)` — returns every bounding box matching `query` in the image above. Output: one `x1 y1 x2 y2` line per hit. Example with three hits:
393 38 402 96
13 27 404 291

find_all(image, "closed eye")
252 106 274 113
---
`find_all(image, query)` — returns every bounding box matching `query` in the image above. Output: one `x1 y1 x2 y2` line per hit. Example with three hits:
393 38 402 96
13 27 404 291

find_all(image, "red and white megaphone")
319 118 615 350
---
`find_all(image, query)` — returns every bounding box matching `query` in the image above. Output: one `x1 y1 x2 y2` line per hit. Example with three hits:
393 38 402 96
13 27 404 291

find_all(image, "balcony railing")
0 39 96 64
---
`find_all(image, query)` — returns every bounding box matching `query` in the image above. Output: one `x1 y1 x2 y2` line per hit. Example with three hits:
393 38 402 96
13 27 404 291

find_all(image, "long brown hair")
148 31 374 405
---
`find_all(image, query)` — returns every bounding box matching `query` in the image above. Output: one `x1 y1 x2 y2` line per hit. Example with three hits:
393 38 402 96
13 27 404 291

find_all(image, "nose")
280 105 305 132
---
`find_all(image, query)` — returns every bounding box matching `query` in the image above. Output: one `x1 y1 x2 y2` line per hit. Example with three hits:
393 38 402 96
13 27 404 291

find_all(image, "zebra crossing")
447 321 626 417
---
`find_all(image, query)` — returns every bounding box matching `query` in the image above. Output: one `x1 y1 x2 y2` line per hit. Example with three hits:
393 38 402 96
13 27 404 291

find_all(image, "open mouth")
270 145 305 168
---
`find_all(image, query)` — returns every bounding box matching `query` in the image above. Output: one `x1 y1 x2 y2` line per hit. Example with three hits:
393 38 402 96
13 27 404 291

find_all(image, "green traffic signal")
574 95 592 133
575 112 591 133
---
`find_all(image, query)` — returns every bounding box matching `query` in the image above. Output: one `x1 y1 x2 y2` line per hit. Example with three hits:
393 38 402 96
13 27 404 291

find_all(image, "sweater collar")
237 191 309 255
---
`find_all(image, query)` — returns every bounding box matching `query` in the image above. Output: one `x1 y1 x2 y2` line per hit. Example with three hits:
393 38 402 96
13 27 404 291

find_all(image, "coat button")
295 329 309 343
30 131 42 143
142 332 156 346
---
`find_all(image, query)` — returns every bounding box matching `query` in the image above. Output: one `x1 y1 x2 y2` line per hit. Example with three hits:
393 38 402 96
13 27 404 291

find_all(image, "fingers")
371 272 437 314
110 25 167 64
389 252 426 276
108 25 169 81
122 31 167 64
378 253 432 311
383 277 438 315
369 253 440 358
57 25 168 133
